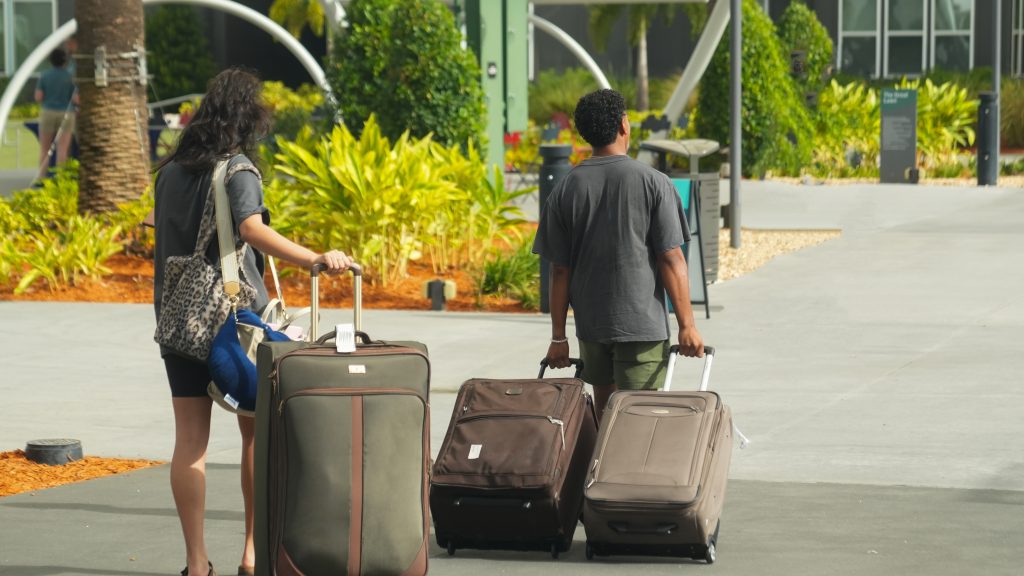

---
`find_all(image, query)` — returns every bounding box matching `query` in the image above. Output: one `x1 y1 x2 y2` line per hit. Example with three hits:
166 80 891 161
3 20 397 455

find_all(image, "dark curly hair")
573 89 626 148
157 67 271 173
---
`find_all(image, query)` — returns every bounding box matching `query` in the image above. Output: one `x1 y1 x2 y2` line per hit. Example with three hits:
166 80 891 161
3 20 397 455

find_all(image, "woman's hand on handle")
313 250 354 273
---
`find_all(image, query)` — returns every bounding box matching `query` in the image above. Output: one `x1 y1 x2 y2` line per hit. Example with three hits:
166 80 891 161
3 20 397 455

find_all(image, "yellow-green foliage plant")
15 216 124 294
813 80 881 177
896 78 977 171
262 81 325 143
270 115 528 286
0 161 136 293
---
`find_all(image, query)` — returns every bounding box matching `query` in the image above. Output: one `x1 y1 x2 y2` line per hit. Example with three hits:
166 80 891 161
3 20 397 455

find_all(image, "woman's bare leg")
238 414 256 572
171 396 214 576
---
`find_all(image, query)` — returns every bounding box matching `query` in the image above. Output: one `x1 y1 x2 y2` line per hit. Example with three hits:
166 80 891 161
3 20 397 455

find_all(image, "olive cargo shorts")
578 339 669 390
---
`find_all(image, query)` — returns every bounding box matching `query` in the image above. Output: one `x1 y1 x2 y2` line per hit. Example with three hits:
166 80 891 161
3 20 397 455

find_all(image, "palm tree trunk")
637 17 649 112
75 0 149 215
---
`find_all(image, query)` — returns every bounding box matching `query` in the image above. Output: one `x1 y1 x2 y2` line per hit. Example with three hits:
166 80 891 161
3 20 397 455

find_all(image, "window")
1014 0 1024 76
840 0 882 77
885 0 926 76
2 0 55 75
931 0 972 71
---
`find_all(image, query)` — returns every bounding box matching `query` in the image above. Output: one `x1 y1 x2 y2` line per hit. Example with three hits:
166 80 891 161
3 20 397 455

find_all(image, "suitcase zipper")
456 411 566 450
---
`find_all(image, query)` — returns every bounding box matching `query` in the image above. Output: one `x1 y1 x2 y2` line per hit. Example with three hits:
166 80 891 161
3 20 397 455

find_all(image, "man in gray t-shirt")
534 89 704 419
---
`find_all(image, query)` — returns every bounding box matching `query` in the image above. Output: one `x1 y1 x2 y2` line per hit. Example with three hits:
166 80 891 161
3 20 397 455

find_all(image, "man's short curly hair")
573 89 626 148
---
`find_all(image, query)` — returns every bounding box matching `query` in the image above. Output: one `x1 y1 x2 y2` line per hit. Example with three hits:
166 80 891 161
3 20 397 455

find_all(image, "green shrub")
101 185 154 257
6 161 79 233
481 234 540 310
696 0 813 176
1001 78 1024 149
327 0 486 149
269 116 527 286
1001 156 1024 175
145 6 217 99
777 1 833 99
924 67 993 98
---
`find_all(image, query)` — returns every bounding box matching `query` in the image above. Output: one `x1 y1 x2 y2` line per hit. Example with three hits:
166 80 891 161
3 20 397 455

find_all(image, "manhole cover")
25 439 83 465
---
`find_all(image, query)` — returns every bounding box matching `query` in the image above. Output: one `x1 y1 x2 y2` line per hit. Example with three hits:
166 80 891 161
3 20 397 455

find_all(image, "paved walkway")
1 181 1022 575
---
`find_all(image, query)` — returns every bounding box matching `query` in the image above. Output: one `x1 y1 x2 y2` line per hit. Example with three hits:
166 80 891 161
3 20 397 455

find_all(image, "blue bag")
208 309 292 414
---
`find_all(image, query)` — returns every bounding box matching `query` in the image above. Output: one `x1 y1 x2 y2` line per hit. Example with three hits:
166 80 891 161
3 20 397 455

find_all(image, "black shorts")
163 354 212 398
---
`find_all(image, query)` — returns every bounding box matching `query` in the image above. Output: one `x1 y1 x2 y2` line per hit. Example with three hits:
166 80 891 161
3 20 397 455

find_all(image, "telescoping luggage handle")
310 262 362 342
665 345 751 449
538 358 584 379
662 345 715 392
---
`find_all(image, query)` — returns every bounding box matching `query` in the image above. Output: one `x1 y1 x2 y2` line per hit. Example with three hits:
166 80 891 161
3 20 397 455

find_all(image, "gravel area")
769 175 1024 188
716 228 840 283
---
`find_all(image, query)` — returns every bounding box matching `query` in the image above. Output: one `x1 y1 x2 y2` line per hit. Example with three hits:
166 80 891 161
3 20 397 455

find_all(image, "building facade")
4 1 1018 92
535 0 1021 81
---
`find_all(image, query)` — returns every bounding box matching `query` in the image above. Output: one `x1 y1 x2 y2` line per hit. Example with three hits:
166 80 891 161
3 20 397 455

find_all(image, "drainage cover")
25 439 83 465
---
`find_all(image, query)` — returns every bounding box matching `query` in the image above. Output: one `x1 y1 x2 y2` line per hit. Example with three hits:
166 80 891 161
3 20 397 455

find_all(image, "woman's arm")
239 213 352 272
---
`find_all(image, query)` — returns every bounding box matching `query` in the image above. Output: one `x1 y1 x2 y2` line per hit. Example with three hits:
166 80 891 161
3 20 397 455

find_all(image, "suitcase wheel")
704 520 720 564
446 540 456 556
704 541 716 564
550 542 560 559
585 543 594 561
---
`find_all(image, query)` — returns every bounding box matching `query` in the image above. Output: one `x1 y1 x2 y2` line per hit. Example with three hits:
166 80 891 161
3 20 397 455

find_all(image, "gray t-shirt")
153 155 270 324
533 154 690 343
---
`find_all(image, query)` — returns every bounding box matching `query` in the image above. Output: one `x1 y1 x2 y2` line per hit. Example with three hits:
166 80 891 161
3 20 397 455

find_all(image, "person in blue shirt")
34 48 78 180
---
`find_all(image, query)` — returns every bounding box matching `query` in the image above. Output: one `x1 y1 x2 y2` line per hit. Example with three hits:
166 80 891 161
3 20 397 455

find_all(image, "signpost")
880 88 918 184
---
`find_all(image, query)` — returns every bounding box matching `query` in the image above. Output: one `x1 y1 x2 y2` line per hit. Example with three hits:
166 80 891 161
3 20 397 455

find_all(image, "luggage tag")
335 323 356 354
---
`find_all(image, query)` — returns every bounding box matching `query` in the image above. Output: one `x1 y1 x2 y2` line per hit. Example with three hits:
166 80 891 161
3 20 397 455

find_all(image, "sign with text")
880 89 918 184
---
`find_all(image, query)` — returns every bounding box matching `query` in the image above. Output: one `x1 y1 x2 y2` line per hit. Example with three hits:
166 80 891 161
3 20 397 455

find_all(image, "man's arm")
658 246 703 357
545 263 572 368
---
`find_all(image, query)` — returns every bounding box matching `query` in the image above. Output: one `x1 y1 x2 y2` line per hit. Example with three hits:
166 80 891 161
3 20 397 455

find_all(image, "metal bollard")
977 92 999 186
538 144 573 314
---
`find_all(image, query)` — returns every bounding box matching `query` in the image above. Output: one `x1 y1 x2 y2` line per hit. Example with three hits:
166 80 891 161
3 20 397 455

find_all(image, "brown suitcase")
429 359 598 558
583 346 732 564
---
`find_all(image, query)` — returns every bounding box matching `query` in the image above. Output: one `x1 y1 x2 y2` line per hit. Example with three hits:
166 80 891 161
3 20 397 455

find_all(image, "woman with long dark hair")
153 67 351 576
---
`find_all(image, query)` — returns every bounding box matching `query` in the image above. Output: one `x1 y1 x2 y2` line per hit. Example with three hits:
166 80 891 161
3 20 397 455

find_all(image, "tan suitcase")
583 346 732 564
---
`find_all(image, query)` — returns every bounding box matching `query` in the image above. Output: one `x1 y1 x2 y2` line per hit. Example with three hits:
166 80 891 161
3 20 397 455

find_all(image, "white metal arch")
527 13 610 90
0 0 332 137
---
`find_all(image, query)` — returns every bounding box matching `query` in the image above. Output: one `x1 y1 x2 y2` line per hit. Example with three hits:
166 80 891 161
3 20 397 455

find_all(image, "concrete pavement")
1 180 1023 574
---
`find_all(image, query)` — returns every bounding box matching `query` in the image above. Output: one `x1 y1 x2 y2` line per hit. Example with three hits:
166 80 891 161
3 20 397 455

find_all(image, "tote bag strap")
213 158 243 299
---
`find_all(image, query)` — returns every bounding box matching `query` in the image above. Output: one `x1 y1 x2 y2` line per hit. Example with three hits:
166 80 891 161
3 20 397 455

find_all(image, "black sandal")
179 561 216 576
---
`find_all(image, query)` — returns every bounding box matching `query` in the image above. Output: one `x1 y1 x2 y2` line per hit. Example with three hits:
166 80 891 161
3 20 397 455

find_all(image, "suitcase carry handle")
309 263 362 341
663 345 714 392
608 522 677 535
538 358 584 379
314 330 373 345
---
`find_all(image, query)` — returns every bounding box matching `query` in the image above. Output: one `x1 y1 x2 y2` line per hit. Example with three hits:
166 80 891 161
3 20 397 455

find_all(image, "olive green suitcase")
254 264 430 576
